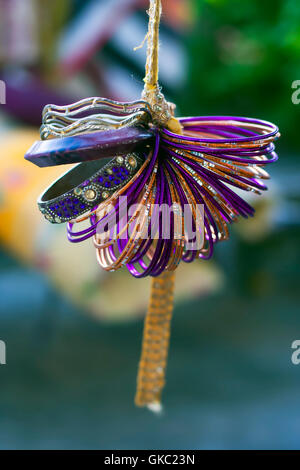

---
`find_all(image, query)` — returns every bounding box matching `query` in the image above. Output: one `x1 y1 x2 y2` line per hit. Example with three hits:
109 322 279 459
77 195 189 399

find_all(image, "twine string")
141 0 182 134
143 0 161 93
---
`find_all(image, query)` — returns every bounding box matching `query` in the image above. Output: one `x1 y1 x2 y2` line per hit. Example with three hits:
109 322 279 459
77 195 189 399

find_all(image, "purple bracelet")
25 126 154 167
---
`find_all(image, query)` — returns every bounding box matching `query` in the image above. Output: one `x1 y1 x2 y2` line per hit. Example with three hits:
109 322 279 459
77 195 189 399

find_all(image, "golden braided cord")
135 272 175 410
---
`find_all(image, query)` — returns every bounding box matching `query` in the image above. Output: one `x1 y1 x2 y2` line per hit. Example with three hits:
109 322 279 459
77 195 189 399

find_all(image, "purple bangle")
25 126 154 168
173 116 279 143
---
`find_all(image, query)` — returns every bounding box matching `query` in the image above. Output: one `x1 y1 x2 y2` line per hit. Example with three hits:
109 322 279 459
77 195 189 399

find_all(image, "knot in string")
142 0 182 134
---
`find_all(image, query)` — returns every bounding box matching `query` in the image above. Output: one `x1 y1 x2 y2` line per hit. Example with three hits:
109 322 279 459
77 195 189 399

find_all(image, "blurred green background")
0 0 299 450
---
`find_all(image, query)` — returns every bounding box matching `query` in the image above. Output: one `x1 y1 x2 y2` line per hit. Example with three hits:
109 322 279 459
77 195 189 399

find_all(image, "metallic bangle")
25 126 154 168
40 97 153 140
38 152 145 224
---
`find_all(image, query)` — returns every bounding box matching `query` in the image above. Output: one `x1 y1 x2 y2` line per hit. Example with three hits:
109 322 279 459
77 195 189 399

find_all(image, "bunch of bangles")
25 98 280 278
24 0 280 409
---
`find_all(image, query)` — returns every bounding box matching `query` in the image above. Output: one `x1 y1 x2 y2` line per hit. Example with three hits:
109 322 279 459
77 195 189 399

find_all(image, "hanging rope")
143 0 161 94
141 0 182 134
135 0 181 411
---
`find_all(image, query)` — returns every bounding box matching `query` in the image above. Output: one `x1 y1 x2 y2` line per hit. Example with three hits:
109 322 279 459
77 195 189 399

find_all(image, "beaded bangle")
38 152 145 223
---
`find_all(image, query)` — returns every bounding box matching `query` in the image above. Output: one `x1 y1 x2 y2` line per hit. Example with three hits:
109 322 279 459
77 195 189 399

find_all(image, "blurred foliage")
179 0 300 151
